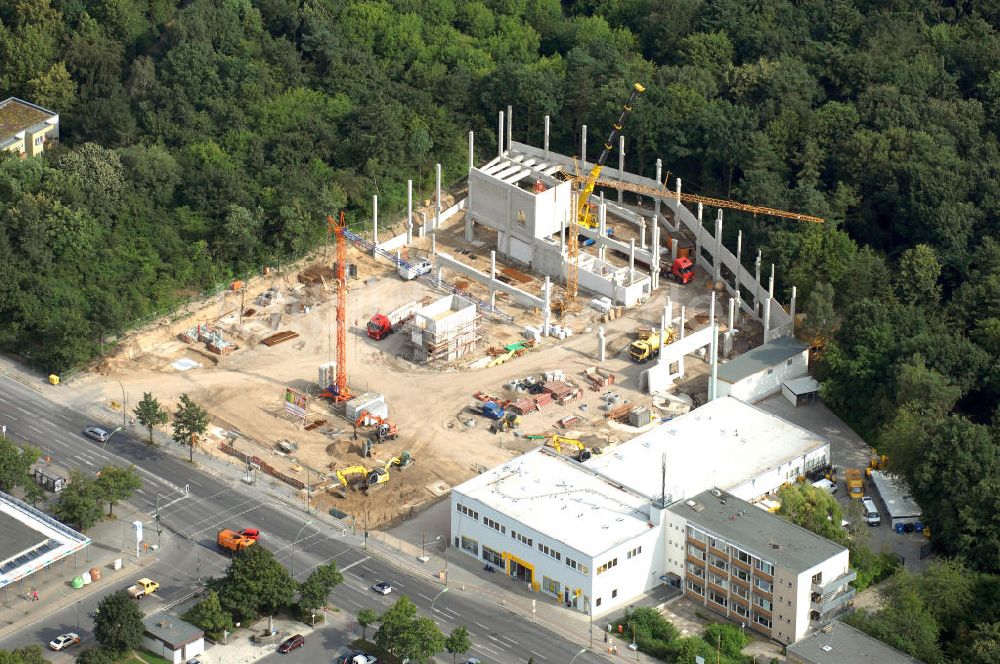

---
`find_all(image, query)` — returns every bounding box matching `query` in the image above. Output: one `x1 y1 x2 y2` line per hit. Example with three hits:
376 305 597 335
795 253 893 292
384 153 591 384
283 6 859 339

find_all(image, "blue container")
914 522 924 532
895 523 905 534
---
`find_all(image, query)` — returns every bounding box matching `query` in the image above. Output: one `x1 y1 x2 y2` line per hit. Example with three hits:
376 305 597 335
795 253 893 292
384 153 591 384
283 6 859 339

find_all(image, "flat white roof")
870 471 922 519
453 448 652 558
0 490 89 588
584 396 828 502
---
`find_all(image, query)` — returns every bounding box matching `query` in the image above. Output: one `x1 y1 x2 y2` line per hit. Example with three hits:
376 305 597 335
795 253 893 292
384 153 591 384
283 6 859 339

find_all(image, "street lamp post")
570 647 588 664
291 520 314 578
102 426 124 462
430 586 449 612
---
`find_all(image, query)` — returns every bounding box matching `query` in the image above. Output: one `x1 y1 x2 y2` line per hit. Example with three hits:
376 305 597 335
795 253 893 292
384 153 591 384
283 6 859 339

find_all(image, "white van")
812 478 838 495
861 496 881 526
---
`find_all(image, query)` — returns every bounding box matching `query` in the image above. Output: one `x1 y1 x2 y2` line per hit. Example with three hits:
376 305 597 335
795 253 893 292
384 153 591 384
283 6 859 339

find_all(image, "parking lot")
757 395 931 571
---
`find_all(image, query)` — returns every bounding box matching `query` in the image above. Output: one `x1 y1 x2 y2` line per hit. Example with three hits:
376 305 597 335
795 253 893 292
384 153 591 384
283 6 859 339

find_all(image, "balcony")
812 570 857 595
811 587 856 616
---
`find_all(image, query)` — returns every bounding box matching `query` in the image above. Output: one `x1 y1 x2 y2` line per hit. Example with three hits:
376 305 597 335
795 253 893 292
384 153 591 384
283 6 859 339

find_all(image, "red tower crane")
327 211 352 402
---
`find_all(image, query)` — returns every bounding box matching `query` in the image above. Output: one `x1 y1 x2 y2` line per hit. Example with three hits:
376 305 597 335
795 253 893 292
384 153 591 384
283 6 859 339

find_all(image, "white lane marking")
417 593 434 602
60 413 72 421
339 556 371 572
15 406 31 416
79 457 94 467
158 495 188 511
530 651 548 660
493 634 519 647
476 642 502 654
2 413 16 420
0 395 7 403
28 424 43 435
475 621 489 630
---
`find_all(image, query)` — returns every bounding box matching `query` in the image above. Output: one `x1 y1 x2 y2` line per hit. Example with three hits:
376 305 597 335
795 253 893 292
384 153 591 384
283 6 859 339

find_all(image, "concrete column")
650 221 660 290
431 233 436 255
580 125 587 163
713 210 723 284
435 163 442 231
694 202 703 268
542 276 551 337
763 297 772 342
490 291 497 309
560 213 566 256
640 219 646 249
629 238 636 276
658 306 668 366
468 131 474 171
498 111 504 157
618 135 625 205
708 294 718 400
406 179 413 245
598 201 607 262
372 194 378 246
666 296 673 329
754 250 762 317
490 250 496 280
678 305 686 377
544 115 550 159
598 326 606 363
437 266 444 288
506 105 512 154
655 158 662 219
769 264 775 299
735 230 743 290
790 285 797 323
671 237 679 262
726 297 736 358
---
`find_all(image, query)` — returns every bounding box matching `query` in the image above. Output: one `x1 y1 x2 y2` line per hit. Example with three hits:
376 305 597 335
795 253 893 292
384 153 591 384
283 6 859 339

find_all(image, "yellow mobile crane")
566 83 646 298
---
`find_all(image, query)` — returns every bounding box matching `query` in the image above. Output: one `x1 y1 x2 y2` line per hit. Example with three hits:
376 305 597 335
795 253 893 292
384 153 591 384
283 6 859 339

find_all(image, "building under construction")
407 294 481 363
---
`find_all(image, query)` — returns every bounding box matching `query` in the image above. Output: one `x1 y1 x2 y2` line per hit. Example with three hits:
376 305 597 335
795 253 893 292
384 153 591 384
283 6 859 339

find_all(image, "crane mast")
567 82 645 298
331 211 352 402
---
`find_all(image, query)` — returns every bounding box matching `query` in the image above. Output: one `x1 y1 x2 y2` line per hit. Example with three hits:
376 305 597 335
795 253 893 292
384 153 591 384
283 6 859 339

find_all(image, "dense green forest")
0 0 998 657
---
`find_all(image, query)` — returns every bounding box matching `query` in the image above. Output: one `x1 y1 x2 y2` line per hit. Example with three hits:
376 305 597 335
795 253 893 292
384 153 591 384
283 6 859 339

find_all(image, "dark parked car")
278 634 305 653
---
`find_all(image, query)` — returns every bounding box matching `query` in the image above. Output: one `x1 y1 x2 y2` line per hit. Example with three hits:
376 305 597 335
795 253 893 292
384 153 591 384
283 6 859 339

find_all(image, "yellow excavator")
525 434 601 462
333 465 368 497
364 452 414 493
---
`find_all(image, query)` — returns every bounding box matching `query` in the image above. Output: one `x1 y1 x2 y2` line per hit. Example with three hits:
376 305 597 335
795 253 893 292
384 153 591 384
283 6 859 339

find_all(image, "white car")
49 632 81 651
371 582 393 595
83 426 111 442
861 496 881 526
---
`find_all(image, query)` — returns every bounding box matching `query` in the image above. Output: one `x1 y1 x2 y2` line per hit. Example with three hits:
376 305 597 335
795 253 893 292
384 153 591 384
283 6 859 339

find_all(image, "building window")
734 603 749 618
755 559 774 576
733 584 750 599
627 546 642 559
542 577 560 596
460 536 478 555
755 597 773 611
483 517 505 534
734 567 750 582
687 544 706 560
708 572 728 589
811 572 823 585
710 556 728 572
755 578 773 593
564 557 588 575
457 504 479 520
686 562 705 579
709 591 728 608
612 589 618 598
733 548 752 565
595 597 602 607
786 358 794 367
754 613 772 629
708 536 722 550
597 558 618 575
482 546 502 567
538 543 561 561
511 531 532 547
34 136 43 146
767 368 774 375
687 527 706 542
686 580 704 596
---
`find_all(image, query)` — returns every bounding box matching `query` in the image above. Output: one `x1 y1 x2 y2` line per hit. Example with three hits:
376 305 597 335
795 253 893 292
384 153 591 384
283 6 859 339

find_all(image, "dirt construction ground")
64 214 756 529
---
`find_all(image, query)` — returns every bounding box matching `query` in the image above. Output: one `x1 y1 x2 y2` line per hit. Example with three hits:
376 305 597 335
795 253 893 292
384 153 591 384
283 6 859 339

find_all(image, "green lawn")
122 649 174 664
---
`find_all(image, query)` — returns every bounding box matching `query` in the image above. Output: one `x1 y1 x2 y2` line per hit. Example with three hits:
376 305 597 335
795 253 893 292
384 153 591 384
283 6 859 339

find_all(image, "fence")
218 442 306 491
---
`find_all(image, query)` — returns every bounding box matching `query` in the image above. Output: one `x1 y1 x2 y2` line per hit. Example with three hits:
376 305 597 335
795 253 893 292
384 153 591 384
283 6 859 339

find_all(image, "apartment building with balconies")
666 488 854 644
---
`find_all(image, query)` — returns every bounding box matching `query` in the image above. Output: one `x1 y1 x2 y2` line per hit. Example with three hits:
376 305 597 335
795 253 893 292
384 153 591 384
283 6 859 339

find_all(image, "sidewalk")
0 502 159 642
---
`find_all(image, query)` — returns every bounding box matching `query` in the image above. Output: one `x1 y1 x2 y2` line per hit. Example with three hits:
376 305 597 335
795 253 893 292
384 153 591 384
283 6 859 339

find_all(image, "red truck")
367 301 420 340
670 256 694 284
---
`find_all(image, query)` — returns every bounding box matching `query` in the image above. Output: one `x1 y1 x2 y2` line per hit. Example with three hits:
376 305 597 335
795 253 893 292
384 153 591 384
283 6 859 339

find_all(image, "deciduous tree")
0 437 40 493
134 392 168 443
444 625 471 663
172 393 209 463
209 544 296 623
95 465 142 517
53 470 103 531
93 590 144 653
183 590 233 640
357 608 378 641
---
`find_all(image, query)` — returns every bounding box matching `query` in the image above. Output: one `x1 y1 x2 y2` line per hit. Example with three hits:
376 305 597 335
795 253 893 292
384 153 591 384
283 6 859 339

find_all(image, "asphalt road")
0 376 603 664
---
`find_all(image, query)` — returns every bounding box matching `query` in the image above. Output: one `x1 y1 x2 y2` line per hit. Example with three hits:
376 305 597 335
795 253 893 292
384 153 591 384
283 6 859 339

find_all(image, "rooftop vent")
821 645 833 652
769 541 781 550
710 489 722 498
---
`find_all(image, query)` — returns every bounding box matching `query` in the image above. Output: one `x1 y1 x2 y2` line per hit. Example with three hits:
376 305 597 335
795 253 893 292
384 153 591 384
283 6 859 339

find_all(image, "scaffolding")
406 310 483 364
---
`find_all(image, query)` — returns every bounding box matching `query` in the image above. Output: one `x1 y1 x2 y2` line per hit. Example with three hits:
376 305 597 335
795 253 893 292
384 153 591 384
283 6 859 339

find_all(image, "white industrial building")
450 397 833 618
715 336 810 403
0 490 90 591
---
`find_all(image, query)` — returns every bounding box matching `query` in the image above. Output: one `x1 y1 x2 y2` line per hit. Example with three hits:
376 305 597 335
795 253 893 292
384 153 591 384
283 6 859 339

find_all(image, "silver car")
84 426 110 442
